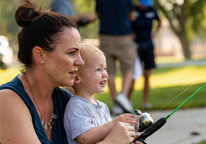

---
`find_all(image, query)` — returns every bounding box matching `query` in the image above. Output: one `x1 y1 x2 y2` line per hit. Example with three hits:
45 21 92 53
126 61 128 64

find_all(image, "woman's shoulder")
0 87 23 102
0 88 41 144
0 75 27 104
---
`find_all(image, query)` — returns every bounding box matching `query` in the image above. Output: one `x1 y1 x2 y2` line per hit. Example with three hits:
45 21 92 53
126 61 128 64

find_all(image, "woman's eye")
68 51 75 55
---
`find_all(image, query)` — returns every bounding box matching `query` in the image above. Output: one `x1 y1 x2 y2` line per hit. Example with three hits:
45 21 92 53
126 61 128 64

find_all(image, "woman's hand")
100 122 142 144
130 135 144 144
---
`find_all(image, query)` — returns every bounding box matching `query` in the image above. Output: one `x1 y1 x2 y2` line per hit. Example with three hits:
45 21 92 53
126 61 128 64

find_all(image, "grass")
95 66 206 111
198 140 206 144
96 82 206 111
1 64 206 111
0 65 22 84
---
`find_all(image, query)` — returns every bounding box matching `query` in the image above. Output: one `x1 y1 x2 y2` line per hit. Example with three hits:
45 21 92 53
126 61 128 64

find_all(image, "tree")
154 0 206 59
0 0 19 41
0 0 53 52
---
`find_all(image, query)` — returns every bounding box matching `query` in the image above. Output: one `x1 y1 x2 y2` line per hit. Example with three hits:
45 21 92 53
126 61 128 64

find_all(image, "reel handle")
135 137 147 144
134 117 167 143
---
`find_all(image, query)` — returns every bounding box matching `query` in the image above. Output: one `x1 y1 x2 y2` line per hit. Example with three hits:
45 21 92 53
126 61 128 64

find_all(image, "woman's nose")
75 54 84 66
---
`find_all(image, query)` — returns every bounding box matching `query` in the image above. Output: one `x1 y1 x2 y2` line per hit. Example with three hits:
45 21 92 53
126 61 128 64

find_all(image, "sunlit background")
1 0 206 61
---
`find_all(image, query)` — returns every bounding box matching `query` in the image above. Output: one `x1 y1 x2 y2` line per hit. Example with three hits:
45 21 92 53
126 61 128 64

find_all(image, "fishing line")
133 83 206 143
152 75 206 116
165 83 206 119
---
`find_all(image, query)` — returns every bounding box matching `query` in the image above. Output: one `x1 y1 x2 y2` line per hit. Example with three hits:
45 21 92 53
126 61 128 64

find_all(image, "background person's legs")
128 80 135 101
138 42 155 109
113 35 136 114
100 35 136 114
143 69 151 108
108 74 117 101
108 74 125 115
121 71 133 97
113 71 134 114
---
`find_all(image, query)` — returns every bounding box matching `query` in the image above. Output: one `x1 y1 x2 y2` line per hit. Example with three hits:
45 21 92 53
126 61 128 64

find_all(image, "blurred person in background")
51 0 96 27
130 0 161 109
95 0 137 115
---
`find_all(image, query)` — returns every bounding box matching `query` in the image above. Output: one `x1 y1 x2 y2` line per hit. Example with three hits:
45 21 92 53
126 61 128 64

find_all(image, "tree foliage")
0 0 53 51
0 0 19 42
154 0 206 59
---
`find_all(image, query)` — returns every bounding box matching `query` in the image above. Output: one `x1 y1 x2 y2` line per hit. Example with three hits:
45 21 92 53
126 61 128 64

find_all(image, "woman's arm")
66 13 96 23
0 90 41 144
129 10 136 22
99 122 142 144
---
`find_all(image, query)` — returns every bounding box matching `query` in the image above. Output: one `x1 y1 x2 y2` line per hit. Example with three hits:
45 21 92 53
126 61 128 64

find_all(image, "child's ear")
74 75 81 84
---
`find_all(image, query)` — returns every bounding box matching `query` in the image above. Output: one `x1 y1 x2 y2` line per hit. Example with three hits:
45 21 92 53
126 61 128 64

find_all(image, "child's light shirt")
64 95 112 144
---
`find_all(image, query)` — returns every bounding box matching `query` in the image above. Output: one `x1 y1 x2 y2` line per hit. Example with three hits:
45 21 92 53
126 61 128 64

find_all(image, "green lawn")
95 66 206 111
1 65 206 111
195 139 206 144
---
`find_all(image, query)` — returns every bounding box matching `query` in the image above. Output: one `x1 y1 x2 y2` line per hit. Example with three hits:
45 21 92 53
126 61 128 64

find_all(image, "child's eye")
96 68 101 72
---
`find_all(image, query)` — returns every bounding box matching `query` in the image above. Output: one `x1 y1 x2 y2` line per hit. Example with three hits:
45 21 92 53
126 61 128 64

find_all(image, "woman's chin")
66 80 75 87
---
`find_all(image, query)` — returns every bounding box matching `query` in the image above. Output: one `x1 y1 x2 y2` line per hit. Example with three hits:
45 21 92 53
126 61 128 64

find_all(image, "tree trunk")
178 35 191 59
154 0 192 59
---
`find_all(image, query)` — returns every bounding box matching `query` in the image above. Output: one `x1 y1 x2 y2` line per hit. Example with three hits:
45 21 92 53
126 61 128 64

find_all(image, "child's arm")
76 113 137 144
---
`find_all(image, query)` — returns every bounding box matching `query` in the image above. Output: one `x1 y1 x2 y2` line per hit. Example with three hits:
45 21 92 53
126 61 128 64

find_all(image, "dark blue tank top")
0 75 71 144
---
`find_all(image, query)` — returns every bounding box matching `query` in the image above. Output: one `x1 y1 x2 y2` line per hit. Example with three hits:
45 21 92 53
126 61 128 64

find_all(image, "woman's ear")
33 46 45 64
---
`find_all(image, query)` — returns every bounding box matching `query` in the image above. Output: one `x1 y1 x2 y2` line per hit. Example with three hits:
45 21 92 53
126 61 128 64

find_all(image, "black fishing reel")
133 109 167 144
134 109 154 133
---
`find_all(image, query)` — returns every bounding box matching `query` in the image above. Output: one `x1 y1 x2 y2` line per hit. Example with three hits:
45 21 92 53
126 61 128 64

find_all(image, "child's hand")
113 114 137 126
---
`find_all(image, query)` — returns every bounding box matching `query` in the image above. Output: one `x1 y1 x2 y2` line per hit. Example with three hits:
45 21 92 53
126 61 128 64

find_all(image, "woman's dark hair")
15 0 77 68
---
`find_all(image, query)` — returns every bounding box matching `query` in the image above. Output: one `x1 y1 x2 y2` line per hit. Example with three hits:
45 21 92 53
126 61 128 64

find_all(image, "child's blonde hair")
78 43 105 74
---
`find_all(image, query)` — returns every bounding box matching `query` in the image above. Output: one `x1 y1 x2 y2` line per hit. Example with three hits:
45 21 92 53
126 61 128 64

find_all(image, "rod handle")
133 117 167 143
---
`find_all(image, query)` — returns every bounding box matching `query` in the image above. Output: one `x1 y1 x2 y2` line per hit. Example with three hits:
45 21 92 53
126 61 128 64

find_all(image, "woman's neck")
21 70 54 102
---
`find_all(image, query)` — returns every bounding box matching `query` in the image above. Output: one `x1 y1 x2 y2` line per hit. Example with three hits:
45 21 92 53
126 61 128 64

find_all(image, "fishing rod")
133 83 206 144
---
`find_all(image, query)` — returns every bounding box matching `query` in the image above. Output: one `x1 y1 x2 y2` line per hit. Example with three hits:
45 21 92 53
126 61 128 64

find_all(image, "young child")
64 43 137 144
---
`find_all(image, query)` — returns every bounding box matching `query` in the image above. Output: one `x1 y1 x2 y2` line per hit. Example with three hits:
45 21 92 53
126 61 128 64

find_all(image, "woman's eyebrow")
65 47 79 51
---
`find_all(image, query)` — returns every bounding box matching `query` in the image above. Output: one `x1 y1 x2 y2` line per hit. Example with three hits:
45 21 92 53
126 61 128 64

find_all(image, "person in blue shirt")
95 0 137 115
0 0 142 143
129 0 161 109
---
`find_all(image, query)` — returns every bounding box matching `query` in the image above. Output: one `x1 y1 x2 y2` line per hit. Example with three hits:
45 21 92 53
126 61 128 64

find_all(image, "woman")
0 0 142 144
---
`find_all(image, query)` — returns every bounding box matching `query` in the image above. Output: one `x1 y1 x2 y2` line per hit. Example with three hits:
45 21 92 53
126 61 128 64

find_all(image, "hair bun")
15 0 40 27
